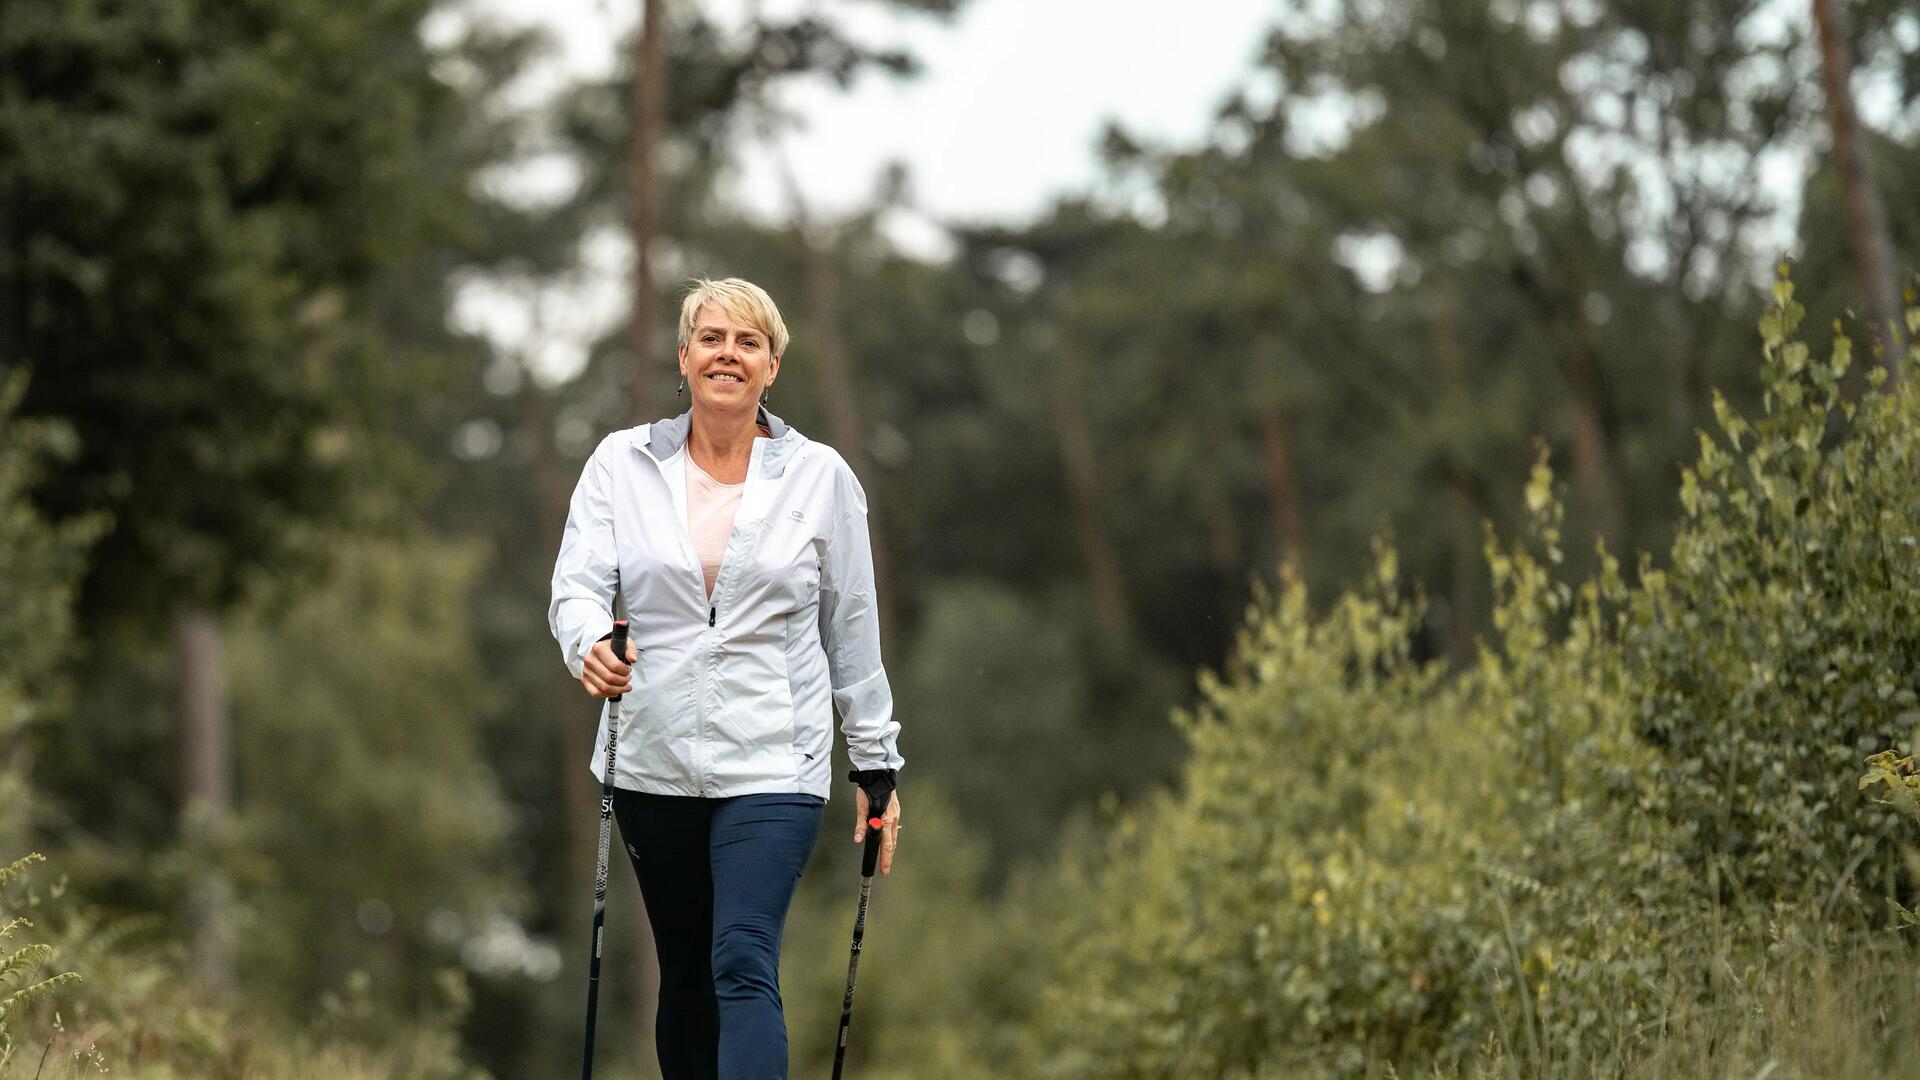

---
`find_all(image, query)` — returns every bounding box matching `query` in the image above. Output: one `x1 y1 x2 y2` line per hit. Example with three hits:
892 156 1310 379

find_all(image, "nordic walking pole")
580 619 629 1080
831 781 892 1080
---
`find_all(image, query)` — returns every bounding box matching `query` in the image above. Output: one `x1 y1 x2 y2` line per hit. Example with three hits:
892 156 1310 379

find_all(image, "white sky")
459 0 1281 225
437 0 1285 385
432 0 1895 388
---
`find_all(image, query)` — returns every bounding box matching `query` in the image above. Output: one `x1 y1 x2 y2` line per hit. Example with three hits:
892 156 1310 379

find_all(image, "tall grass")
1444 927 1919 1080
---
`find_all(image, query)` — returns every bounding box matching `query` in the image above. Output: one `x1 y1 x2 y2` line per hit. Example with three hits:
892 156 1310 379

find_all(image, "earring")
760 383 770 405
676 376 686 398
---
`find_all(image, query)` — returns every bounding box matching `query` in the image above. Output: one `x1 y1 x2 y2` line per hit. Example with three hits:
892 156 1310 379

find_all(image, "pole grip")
607 620 629 703
860 787 891 878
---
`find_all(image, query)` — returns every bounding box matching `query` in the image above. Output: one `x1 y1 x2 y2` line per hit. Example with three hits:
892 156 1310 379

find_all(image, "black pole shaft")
581 620 629 1080
831 788 890 1080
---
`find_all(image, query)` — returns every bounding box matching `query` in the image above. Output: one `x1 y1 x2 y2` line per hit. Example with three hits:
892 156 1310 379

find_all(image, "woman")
549 277 904 1079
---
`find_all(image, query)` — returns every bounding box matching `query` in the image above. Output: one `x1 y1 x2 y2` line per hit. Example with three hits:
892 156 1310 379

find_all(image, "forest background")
4 0 1920 1076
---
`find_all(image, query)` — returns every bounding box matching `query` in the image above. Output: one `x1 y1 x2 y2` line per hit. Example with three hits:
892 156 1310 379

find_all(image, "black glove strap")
847 768 897 813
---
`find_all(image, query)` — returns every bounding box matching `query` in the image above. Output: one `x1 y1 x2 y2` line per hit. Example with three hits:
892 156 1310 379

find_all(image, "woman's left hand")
853 788 903 877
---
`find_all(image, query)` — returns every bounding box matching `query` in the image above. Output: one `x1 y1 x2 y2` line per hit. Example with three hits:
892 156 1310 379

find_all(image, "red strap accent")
868 817 884 829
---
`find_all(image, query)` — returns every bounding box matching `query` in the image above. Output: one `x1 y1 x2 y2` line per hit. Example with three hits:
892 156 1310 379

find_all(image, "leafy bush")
1031 530 1669 1077
1027 272 1920 1077
1625 273 1920 925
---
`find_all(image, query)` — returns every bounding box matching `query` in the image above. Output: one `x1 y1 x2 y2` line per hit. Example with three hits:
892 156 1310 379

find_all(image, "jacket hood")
641 407 806 477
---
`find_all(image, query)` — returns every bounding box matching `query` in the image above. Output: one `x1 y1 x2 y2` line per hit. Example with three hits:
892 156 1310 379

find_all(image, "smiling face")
678 302 779 417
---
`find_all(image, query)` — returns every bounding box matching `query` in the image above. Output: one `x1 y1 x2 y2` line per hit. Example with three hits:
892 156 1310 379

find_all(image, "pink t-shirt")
686 453 745 599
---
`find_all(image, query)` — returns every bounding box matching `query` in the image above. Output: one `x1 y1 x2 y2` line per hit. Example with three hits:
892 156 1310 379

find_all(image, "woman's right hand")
581 638 638 698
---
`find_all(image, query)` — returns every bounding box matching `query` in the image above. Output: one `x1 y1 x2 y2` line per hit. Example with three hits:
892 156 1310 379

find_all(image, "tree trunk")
0 736 27 856
1567 349 1627 550
1200 475 1242 628
1811 0 1903 375
1445 474 1483 665
1261 415 1303 567
629 0 667 423
1431 306 1481 664
1507 266 1633 552
176 606 233 995
1050 353 1130 653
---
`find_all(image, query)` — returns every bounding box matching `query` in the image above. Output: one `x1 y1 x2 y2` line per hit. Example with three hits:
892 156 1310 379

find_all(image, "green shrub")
1027 272 1920 1078
1623 272 1920 928
1032 529 1668 1078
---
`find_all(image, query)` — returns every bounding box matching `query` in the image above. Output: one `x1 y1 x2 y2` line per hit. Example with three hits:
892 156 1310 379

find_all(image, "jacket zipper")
651 435 762 797
652 447 719 794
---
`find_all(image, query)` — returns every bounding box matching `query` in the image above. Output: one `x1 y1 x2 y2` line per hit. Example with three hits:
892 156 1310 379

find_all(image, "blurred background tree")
2 0 508 999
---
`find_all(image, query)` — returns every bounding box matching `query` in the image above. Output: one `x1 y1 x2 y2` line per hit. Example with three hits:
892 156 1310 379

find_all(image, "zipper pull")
708 605 717 627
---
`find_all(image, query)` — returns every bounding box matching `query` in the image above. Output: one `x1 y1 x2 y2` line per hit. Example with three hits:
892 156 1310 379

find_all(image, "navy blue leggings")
612 790 825 1080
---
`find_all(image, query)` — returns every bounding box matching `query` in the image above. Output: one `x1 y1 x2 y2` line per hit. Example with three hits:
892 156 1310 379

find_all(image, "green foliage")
898 581 1090 861
10 535 516 1075
1860 749 1920 829
1859 748 1920 926
1026 275 1920 1077
898 580 1182 857
1572 933 1920 1080
780 785 1048 1080
1030 539 1665 1077
1436 933 1920 1080
0 371 105 709
13 862 485 1078
1625 269 1920 924
223 533 519 1021
0 853 80 1065
0 372 107 849
1 0 479 622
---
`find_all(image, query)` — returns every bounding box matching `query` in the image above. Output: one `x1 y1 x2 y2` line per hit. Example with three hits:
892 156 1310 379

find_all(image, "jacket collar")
641 407 802 477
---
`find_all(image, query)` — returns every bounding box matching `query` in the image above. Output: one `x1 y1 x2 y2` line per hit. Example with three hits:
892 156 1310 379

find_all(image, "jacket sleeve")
819 464 904 773
549 448 619 682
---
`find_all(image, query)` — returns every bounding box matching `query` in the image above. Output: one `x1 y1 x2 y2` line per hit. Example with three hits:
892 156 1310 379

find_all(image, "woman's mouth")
707 372 743 383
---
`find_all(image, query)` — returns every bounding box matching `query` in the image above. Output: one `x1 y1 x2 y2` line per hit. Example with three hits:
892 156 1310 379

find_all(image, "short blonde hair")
677 278 790 357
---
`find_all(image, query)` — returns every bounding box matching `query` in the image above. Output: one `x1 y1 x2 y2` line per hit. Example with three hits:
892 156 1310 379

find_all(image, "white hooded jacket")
549 408 903 800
